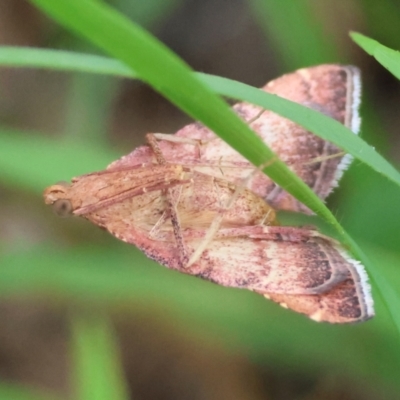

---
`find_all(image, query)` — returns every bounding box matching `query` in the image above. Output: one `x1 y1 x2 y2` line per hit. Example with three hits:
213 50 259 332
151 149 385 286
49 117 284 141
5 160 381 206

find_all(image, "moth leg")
149 133 258 180
146 133 168 165
281 151 346 167
187 158 277 267
148 210 169 239
246 108 266 125
146 133 189 266
302 151 346 165
152 132 210 147
151 132 211 160
186 179 247 267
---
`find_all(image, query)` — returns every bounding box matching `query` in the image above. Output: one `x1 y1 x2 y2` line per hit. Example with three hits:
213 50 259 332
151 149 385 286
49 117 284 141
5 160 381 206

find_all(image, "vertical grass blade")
71 314 129 400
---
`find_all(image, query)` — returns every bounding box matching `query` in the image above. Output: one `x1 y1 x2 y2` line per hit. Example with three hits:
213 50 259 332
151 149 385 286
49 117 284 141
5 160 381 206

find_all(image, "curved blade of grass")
71 314 129 400
0 46 138 77
2 47 399 191
350 32 400 80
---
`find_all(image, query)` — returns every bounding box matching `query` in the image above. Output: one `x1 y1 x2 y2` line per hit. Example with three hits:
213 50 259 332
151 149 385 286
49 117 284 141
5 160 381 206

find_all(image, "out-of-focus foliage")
1 0 400 399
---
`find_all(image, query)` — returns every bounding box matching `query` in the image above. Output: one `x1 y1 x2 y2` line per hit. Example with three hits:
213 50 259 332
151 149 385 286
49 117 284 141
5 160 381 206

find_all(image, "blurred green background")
1 0 400 399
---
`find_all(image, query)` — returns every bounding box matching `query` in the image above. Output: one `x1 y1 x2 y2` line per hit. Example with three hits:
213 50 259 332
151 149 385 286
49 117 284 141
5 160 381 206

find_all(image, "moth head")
43 181 74 217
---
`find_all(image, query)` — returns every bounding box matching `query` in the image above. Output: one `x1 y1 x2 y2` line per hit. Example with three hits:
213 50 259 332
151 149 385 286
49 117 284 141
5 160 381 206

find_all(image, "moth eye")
52 199 73 217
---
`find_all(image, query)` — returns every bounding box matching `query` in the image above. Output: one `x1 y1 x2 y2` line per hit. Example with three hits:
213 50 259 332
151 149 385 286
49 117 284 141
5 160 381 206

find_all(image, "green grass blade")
2 47 399 192
71 314 129 400
350 32 400 80
0 47 138 77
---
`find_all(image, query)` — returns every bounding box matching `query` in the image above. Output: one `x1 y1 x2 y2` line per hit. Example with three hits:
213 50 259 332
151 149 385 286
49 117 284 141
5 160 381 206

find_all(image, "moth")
44 65 374 323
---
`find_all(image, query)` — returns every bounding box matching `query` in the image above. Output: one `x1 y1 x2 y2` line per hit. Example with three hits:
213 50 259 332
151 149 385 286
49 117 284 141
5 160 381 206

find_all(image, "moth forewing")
190 227 373 324
251 228 373 323
265 276 372 324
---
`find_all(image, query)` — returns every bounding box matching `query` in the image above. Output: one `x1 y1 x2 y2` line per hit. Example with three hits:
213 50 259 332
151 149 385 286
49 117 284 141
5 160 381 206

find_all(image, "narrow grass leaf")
350 32 400 80
0 46 137 77
71 315 129 400
2 47 399 192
